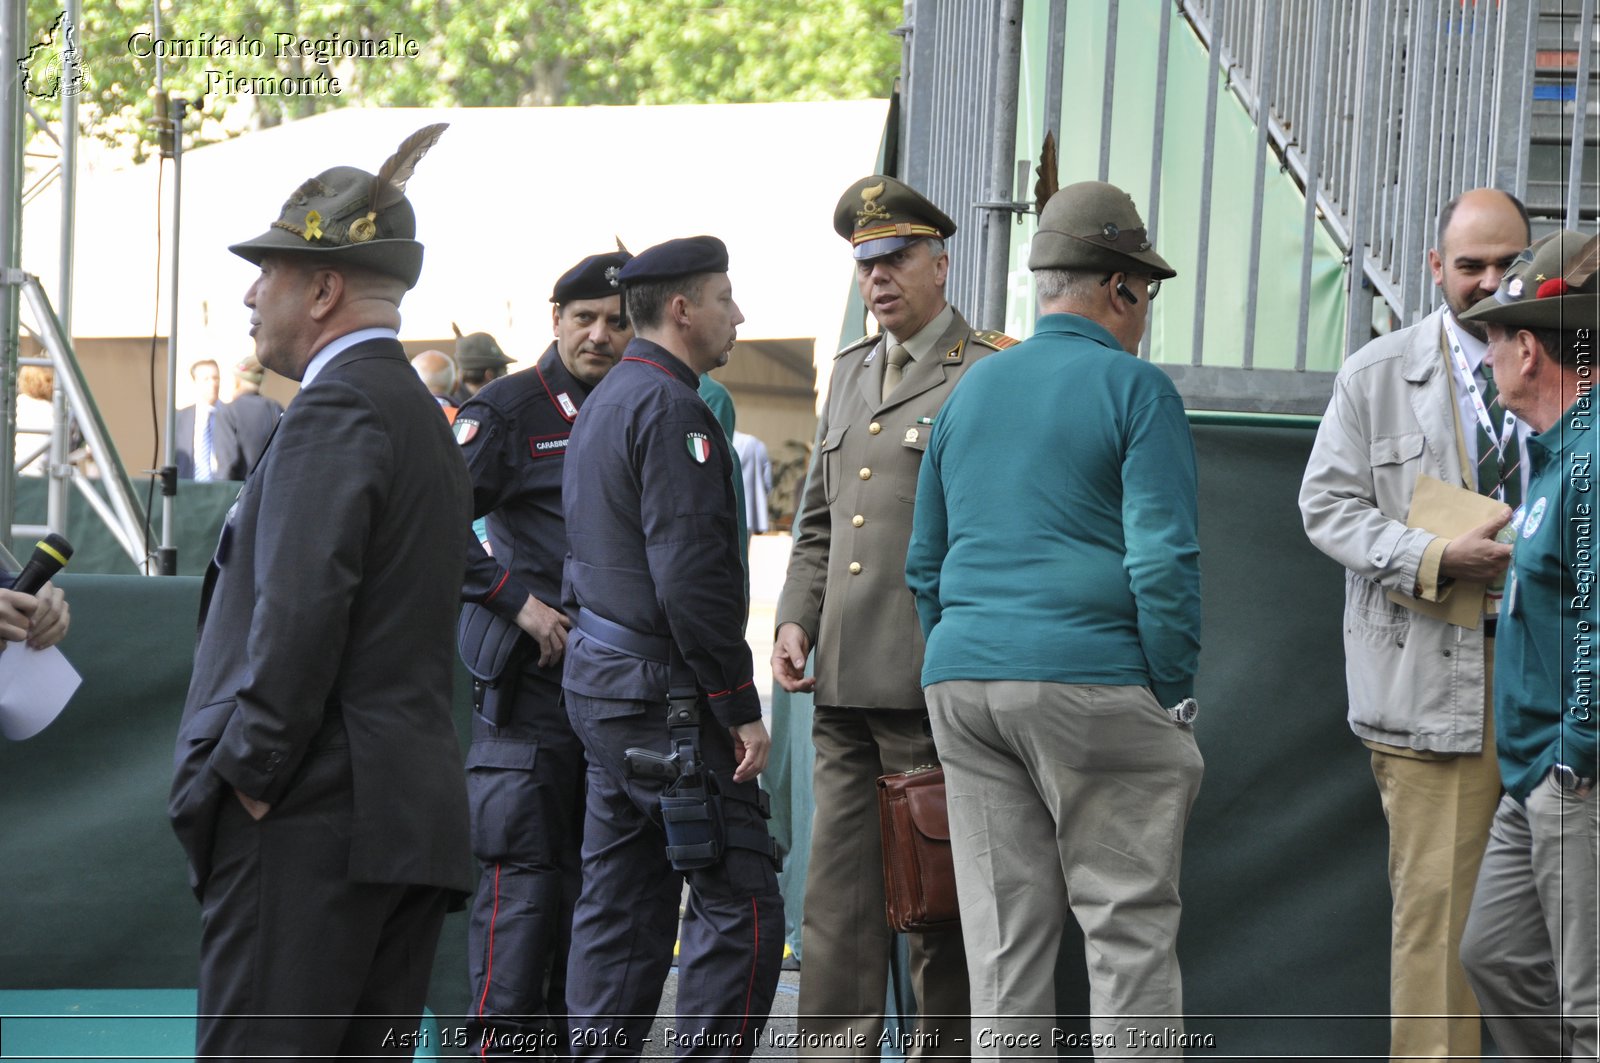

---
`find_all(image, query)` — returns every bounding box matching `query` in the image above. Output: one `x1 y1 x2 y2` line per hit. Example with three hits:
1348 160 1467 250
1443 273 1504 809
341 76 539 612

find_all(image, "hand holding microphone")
1 533 74 649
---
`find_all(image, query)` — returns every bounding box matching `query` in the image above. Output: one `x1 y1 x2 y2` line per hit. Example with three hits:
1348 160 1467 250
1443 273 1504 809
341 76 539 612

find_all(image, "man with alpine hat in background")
774 174 1012 1056
561 235 782 1058
454 246 632 1054
452 326 516 406
167 123 472 1058
1457 229 1599 1062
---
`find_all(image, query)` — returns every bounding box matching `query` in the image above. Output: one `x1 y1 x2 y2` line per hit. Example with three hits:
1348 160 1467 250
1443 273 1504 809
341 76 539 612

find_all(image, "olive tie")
882 343 911 403
1476 367 1521 510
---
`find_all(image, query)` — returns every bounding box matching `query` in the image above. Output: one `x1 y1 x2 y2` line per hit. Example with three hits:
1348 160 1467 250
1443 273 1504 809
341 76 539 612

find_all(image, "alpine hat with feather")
1459 229 1600 333
228 123 448 290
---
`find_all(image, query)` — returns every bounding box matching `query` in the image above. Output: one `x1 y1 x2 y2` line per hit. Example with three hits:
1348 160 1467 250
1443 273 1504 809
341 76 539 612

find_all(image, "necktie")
881 343 911 403
1476 369 1520 510
195 406 215 482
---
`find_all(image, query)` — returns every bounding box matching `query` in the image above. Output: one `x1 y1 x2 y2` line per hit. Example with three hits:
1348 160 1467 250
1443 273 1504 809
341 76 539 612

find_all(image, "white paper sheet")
0 644 82 740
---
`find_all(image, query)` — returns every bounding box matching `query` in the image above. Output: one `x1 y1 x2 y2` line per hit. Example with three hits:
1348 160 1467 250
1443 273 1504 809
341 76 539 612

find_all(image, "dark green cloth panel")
767 423 1389 1055
14 477 242 576
0 573 476 1025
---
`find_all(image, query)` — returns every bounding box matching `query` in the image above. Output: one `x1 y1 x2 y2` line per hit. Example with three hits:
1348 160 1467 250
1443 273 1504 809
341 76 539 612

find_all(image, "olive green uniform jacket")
777 307 1008 709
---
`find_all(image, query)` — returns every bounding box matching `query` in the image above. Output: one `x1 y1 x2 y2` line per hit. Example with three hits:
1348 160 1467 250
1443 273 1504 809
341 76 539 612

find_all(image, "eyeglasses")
1099 273 1161 304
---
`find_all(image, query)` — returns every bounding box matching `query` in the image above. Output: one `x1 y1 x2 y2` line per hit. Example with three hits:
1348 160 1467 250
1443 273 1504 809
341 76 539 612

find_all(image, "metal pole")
49 0 80 536
157 97 187 575
1344 0 1381 356
1566 0 1597 228
980 0 1024 332
1241 2 1279 370
1190 0 1226 367
1294 0 1333 372
0 2 25 550
1097 1 1118 182
1140 0 1174 360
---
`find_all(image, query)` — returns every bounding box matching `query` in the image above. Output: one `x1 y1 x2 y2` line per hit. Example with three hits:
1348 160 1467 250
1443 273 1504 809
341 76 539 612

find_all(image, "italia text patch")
686 431 712 464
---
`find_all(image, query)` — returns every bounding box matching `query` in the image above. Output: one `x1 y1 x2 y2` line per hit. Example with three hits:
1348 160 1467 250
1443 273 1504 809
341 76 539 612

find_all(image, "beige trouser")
798 705 970 1061
927 680 1204 1060
1367 652 1500 1063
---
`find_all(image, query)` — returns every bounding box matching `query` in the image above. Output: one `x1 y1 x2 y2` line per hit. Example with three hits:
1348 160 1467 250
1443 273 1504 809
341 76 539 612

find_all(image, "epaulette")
971 329 1020 351
836 334 880 360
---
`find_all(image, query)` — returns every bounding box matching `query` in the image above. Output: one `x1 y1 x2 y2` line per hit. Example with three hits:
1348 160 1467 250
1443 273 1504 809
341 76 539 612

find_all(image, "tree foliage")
22 0 902 157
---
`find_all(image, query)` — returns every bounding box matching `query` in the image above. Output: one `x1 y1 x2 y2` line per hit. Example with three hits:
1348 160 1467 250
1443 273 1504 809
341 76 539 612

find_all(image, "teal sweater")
1495 394 1599 801
905 313 1201 705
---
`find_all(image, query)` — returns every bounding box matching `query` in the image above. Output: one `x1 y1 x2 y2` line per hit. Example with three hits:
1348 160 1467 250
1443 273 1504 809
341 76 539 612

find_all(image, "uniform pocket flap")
465 737 538 771
1369 432 1425 467
820 425 848 453
906 782 950 841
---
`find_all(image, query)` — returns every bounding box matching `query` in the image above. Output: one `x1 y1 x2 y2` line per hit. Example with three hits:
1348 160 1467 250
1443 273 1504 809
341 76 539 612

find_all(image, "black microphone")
12 533 74 595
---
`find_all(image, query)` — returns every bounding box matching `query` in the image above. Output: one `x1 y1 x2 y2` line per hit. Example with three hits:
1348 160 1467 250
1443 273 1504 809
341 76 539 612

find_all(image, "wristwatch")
1553 764 1595 797
1167 698 1199 725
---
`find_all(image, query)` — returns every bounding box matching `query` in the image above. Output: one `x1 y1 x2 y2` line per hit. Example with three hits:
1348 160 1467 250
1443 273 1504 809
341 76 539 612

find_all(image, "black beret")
551 251 632 304
616 236 729 286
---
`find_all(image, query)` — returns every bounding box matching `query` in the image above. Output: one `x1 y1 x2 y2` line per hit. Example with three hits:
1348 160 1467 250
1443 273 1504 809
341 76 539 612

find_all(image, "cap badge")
856 181 892 228
1102 223 1120 241
301 210 323 241
1508 277 1524 299
348 214 378 244
604 265 621 287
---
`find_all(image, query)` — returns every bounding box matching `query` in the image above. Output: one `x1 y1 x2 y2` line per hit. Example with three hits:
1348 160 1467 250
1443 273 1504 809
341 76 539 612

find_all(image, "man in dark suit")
167 124 472 1059
174 359 220 480
211 355 284 480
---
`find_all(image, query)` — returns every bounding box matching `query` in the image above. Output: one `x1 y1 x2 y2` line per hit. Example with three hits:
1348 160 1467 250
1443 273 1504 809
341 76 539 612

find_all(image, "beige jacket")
777 306 1008 709
1299 305 1492 754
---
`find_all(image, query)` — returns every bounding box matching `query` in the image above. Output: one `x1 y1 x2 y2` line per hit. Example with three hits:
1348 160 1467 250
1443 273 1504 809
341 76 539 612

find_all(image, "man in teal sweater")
1457 229 1598 1061
905 181 1203 1058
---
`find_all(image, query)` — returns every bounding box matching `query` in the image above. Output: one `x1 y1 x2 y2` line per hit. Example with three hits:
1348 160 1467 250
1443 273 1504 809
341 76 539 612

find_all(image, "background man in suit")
174 359 220 480
773 175 1011 1057
167 125 472 1059
212 355 284 480
1300 188 1531 1063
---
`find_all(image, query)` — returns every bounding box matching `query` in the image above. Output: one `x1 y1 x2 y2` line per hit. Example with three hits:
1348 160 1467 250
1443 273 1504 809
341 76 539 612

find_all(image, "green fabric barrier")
13 477 243 577
767 422 1389 1056
0 573 476 1025
2 424 1388 1055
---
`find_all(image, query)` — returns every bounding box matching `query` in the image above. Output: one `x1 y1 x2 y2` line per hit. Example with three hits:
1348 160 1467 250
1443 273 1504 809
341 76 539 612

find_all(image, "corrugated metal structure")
895 0 1599 413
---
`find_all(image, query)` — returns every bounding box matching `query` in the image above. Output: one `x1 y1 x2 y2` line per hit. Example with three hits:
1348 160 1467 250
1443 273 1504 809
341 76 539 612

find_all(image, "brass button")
869 421 882 435
848 562 862 574
859 467 872 480
852 514 865 528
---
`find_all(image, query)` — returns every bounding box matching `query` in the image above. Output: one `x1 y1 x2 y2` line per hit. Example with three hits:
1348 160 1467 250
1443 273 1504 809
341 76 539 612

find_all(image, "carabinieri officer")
455 248 633 1054
561 236 783 1059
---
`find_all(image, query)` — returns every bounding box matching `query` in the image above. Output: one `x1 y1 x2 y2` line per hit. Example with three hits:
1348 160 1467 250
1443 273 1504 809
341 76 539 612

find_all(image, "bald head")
411 349 458 397
1430 189 1531 339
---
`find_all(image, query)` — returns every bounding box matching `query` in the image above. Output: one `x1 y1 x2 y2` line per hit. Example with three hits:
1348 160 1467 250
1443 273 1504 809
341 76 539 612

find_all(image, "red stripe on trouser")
738 896 759 1042
477 863 502 1059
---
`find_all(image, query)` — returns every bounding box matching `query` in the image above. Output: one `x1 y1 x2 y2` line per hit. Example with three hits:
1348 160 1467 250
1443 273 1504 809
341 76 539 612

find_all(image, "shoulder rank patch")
836 334 880 360
556 391 578 419
685 431 713 464
454 418 480 445
966 328 1017 352
971 329 1020 351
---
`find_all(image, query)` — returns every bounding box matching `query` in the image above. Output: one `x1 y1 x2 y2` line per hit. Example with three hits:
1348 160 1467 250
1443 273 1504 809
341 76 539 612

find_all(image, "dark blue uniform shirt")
458 342 590 689
561 338 759 729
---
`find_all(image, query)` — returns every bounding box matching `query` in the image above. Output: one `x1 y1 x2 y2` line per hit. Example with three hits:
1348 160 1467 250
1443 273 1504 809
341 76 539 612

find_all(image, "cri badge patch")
686 432 712 464
1521 497 1548 539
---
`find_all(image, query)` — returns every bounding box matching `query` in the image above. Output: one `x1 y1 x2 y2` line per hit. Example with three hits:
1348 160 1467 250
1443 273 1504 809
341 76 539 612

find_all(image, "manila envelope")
1385 474 1510 629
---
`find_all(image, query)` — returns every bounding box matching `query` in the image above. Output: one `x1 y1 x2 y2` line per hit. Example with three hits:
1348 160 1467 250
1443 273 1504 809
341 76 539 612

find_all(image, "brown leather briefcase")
876 765 959 932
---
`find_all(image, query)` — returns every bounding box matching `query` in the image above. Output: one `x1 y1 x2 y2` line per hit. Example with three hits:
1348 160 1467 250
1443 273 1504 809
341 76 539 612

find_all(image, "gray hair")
1033 268 1103 303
